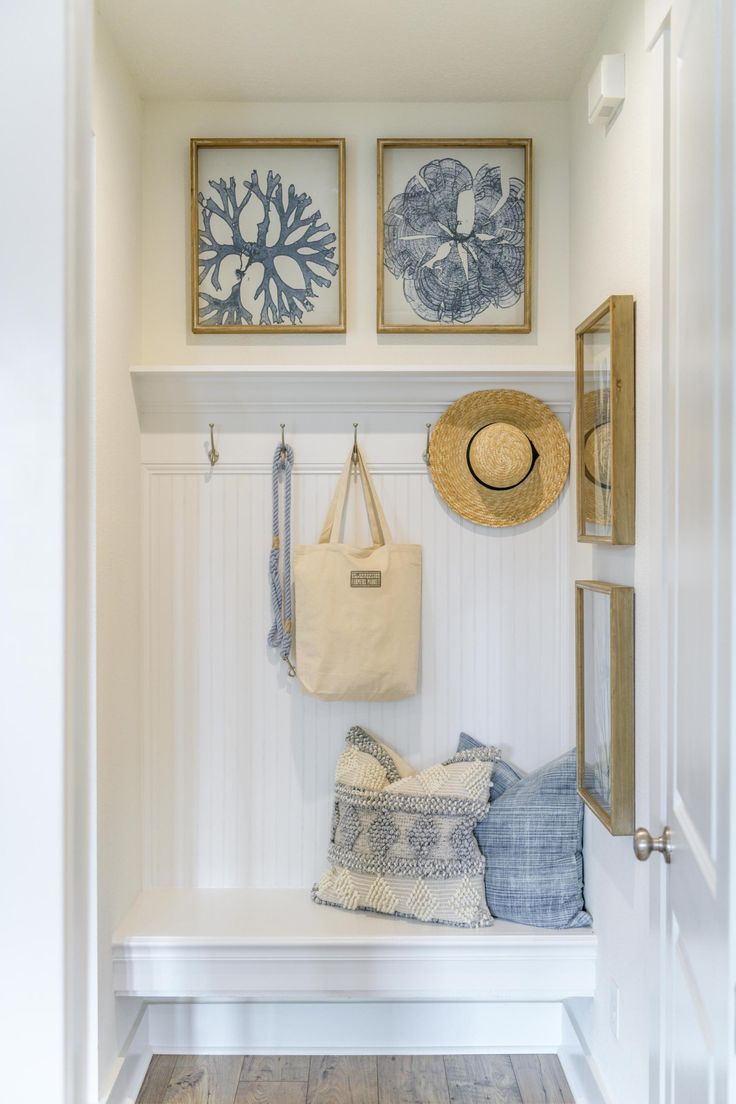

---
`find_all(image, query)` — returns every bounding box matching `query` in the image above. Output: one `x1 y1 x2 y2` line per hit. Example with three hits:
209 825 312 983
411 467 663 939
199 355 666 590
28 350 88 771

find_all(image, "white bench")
112 888 596 1003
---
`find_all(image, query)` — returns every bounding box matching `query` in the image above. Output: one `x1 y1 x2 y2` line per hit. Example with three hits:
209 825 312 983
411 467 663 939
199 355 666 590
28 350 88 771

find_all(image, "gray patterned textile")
458 733 592 929
313 726 499 927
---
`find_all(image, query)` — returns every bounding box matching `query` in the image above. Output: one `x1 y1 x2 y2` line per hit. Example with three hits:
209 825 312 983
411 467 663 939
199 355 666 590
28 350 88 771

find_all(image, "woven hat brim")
429 389 570 527
582 389 611 527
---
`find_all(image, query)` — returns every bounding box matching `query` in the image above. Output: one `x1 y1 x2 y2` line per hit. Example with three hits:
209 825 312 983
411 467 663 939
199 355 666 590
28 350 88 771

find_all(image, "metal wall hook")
423 423 432 465
280 423 287 458
208 423 219 467
351 422 359 466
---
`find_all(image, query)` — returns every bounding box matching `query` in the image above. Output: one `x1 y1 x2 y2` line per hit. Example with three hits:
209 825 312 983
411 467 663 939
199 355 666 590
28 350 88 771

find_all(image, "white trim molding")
142 461 430 475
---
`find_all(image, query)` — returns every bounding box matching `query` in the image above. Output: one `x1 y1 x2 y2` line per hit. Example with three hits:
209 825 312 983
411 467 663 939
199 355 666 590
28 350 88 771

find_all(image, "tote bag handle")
319 447 394 546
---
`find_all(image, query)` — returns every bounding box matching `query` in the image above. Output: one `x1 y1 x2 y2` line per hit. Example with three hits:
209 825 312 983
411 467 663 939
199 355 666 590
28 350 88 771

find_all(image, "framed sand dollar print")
576 580 635 835
377 139 532 334
191 138 345 333
575 295 635 544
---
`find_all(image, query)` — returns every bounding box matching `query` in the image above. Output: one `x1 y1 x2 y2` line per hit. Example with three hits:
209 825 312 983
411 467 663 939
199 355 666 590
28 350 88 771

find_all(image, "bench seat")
112 888 597 1003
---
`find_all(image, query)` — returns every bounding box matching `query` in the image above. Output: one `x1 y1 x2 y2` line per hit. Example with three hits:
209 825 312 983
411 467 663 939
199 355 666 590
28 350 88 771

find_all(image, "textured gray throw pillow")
458 733 592 929
313 726 499 927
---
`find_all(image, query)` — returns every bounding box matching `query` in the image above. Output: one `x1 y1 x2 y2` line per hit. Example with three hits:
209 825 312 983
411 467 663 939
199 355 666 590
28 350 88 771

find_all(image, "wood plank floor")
137 1055 574 1104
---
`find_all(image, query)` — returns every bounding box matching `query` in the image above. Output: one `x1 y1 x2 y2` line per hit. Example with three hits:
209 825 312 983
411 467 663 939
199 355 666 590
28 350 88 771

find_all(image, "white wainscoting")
142 418 574 890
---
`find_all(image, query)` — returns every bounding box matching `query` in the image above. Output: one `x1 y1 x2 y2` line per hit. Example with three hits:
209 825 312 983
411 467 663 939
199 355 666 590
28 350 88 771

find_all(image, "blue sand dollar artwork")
383 157 526 325
197 170 338 326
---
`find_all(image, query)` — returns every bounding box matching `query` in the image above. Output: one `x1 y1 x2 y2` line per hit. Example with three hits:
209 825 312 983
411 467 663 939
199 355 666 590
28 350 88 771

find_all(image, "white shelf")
130 365 574 431
112 888 596 1002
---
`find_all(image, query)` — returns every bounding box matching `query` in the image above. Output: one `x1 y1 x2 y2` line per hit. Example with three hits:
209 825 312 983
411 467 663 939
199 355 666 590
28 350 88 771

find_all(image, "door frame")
644 3 672 1101
0 0 96 1102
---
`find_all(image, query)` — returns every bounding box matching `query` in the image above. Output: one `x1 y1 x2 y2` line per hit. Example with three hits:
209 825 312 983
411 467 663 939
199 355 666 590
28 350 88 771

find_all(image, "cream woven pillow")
313 726 498 927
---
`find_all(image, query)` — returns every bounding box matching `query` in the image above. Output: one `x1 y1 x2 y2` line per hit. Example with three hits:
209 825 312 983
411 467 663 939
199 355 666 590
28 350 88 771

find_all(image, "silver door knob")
633 826 672 863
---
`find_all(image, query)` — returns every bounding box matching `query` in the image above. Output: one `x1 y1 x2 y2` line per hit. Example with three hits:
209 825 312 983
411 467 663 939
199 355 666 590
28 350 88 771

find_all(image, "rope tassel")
267 441 296 675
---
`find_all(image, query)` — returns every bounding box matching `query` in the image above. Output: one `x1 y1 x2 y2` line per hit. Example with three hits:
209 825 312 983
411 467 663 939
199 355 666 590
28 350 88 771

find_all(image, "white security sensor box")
588 54 625 124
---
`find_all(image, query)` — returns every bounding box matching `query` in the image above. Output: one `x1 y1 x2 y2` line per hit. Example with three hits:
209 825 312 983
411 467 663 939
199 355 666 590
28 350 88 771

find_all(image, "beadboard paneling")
143 463 572 889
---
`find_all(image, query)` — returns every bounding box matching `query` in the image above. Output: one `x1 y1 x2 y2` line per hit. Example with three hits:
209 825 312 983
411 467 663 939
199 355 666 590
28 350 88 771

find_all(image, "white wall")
139 100 569 368
141 397 574 889
95 16 144 1101
569 1 652 1101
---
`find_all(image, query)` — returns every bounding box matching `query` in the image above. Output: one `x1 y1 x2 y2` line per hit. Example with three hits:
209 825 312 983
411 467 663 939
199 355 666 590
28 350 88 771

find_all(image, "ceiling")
98 0 614 102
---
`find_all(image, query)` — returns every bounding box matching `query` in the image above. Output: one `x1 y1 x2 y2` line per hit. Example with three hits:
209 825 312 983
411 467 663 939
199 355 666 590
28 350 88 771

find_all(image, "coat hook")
423 423 432 465
208 423 219 467
280 423 287 458
352 422 359 466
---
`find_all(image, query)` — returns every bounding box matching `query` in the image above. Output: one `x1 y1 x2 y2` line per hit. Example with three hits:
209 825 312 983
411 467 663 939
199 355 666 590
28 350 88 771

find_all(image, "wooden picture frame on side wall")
575 580 635 836
575 295 635 544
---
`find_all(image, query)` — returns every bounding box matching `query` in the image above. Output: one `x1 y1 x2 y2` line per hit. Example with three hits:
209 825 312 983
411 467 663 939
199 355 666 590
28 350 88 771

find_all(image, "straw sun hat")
429 389 570 527
581 388 611 526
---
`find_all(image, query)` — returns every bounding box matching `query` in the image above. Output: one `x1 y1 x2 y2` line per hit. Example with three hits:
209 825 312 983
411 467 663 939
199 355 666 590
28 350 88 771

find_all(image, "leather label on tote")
350 570 382 588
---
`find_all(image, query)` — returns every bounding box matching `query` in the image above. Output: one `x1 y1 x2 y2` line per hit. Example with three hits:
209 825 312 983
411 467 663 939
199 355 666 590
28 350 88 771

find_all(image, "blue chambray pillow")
457 733 592 929
459 733 522 798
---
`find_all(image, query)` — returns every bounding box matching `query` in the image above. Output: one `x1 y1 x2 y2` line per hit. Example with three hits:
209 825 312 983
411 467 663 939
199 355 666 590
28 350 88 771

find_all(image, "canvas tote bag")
294 447 421 701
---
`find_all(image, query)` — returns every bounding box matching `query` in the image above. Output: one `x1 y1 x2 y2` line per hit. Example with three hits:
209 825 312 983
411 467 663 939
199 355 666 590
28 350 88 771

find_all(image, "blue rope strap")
267 442 296 675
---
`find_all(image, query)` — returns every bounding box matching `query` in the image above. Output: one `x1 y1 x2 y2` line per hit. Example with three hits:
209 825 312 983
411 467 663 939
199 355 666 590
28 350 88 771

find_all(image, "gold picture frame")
191 138 346 334
575 295 635 544
575 581 635 836
377 138 532 334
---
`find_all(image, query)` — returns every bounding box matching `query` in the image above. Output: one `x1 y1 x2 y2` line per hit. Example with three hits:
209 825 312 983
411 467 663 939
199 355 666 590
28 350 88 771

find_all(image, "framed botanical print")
191 138 346 333
575 581 635 836
575 295 635 543
377 139 532 334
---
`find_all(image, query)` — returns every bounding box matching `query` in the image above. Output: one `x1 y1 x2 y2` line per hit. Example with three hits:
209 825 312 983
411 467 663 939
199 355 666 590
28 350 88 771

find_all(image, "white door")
646 0 734 1100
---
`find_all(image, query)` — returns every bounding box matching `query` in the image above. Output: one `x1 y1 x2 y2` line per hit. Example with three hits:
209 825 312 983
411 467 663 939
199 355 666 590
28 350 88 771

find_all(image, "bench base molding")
104 1000 608 1104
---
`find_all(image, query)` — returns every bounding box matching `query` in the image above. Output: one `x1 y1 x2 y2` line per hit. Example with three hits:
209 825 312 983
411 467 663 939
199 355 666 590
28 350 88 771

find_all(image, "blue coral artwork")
379 142 531 333
192 140 345 333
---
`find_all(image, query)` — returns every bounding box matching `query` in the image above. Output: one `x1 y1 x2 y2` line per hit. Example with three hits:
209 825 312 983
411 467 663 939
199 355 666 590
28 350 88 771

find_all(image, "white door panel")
671 919 715 1104
656 0 734 1099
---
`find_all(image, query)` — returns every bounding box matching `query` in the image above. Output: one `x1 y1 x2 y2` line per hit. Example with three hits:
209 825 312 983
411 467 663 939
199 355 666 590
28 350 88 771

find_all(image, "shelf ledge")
130 366 574 431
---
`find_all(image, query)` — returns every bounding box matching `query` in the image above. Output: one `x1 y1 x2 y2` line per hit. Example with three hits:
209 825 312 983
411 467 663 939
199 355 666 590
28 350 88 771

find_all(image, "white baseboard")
146 999 564 1054
101 1010 152 1104
558 1002 613 1104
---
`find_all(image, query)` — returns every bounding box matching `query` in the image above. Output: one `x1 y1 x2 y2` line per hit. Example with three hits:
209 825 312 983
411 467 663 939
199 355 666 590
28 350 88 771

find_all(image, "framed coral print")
377 138 532 334
575 295 635 543
191 138 345 333
575 581 635 836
